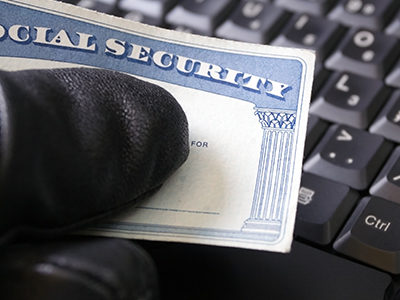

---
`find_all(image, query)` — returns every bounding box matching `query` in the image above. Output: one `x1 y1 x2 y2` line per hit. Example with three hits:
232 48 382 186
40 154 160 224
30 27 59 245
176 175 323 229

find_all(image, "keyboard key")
77 0 118 14
328 0 400 31
303 124 392 190
334 196 400 274
122 11 164 26
275 0 336 16
325 28 400 80
215 1 288 44
369 90 400 143
119 0 176 19
119 0 177 26
58 0 80 4
304 114 328 158
386 59 400 88
385 10 400 39
272 13 344 62
310 72 390 129
370 147 400 204
295 173 359 245
165 0 236 35
312 64 330 96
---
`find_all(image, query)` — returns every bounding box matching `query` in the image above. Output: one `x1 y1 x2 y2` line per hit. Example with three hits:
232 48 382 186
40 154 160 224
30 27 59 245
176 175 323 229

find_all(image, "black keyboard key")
385 10 400 39
304 114 328 157
122 11 163 26
165 0 236 35
334 196 400 274
386 59 400 88
58 0 80 4
275 0 336 16
370 147 400 203
119 0 176 19
312 64 330 96
370 90 400 143
310 72 389 129
272 13 344 62
215 1 288 44
296 173 358 245
303 124 392 190
119 0 177 26
77 0 118 14
325 28 400 80
328 0 400 31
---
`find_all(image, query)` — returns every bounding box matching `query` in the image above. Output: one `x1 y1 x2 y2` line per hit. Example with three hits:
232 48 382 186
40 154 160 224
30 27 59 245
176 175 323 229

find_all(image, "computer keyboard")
58 0 400 298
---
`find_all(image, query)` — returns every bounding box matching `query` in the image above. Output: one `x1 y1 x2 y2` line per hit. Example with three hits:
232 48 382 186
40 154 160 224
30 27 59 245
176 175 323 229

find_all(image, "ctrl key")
334 197 400 274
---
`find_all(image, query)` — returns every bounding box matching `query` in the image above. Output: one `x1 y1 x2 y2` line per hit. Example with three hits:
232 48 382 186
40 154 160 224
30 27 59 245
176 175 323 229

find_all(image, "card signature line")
137 206 220 216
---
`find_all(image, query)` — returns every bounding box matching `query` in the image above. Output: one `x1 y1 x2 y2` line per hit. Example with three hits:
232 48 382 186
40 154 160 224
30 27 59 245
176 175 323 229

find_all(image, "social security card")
0 0 315 252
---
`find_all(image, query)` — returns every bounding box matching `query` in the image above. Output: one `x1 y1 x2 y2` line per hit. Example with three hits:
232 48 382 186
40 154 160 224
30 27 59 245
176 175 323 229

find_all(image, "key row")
271 17 400 85
277 0 399 31
166 0 400 34
62 1 400 87
60 1 400 38
307 84 400 146
296 182 400 274
298 145 400 243
310 72 400 132
297 147 400 273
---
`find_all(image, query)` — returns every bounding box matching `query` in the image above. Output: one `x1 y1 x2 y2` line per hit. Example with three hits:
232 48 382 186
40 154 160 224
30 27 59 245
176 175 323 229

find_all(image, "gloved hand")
0 68 189 299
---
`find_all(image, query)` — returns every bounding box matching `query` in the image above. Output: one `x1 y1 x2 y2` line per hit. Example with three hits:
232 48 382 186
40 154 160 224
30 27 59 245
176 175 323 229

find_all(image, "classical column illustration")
242 108 296 237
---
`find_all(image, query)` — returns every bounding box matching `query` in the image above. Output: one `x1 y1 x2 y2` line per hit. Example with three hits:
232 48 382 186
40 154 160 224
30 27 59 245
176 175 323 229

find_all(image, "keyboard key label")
388 101 400 124
336 129 353 141
365 215 391 232
0 0 315 252
388 158 400 186
298 187 315 205
393 110 400 123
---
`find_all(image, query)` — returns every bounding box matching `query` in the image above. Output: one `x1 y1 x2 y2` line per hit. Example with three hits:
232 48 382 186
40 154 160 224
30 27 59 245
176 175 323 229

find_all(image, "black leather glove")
0 237 160 300
0 68 189 299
